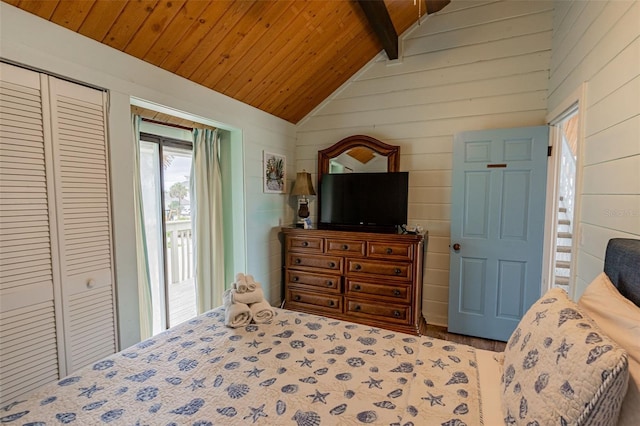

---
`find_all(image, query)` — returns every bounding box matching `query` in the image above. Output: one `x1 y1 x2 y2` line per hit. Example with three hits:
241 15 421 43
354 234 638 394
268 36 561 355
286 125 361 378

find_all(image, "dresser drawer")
345 298 410 324
326 239 365 256
367 241 413 260
287 253 343 273
346 259 411 280
287 288 342 314
345 278 410 303
287 235 324 253
286 270 341 293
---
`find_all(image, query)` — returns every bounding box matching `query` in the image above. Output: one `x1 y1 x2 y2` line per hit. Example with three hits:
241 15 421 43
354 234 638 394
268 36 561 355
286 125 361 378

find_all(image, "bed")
2 238 638 425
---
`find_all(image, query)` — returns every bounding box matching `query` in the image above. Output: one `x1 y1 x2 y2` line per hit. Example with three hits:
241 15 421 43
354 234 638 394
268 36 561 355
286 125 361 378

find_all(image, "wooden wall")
548 0 640 296
296 0 553 326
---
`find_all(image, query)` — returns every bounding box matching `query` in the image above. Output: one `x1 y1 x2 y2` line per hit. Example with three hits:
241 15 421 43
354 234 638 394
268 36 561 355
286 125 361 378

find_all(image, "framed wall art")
263 151 286 193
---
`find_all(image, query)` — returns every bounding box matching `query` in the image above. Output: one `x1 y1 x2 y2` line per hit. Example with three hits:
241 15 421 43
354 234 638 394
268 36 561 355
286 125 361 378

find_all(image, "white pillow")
579 272 640 426
501 288 629 425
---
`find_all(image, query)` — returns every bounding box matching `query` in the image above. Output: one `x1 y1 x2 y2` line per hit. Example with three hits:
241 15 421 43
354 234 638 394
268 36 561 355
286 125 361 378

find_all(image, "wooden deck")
168 278 197 328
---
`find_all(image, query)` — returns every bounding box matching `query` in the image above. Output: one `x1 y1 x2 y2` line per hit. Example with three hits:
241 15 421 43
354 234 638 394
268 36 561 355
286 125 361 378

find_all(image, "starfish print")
246 339 261 348
430 358 449 370
307 389 330 404
206 324 219 331
384 348 399 358
532 309 547 325
421 392 445 407
554 338 573 364
277 320 289 327
296 357 314 368
199 346 214 355
245 367 265 378
365 327 381 334
78 383 104 398
187 378 206 391
362 376 383 389
324 333 338 342
243 404 268 423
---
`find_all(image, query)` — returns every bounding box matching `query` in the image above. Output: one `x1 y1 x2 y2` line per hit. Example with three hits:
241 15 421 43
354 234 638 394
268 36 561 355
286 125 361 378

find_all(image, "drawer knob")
328 300 335 307
354 305 361 311
326 280 333 287
393 310 401 318
393 289 401 296
302 241 309 247
86 279 96 289
354 284 361 291
295 258 301 264
354 264 362 271
386 247 393 254
294 295 301 301
292 276 299 282
342 244 349 250
329 261 336 268
394 268 401 275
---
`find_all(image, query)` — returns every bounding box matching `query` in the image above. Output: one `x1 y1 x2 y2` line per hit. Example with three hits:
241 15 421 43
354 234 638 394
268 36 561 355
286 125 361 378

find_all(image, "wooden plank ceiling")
4 0 449 123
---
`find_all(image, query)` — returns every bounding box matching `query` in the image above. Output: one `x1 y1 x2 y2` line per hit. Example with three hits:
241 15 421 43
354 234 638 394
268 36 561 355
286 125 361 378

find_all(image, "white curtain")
132 114 153 339
191 128 225 313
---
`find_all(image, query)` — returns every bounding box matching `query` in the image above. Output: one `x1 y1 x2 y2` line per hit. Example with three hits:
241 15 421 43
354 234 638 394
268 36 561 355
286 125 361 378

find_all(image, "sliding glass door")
139 133 196 334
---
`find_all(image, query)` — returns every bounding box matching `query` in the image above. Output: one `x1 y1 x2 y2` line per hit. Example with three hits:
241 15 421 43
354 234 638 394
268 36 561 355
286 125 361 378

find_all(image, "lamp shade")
291 171 316 196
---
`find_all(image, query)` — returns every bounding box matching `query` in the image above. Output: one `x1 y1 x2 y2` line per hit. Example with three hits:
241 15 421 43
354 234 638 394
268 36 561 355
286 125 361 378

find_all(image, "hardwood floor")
421 323 507 352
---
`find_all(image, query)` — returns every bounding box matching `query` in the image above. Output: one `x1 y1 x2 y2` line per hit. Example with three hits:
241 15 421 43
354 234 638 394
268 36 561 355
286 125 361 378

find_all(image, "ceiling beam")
357 0 399 60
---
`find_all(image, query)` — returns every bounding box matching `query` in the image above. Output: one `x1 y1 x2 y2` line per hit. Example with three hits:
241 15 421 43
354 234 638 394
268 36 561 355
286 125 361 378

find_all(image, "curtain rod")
141 117 194 132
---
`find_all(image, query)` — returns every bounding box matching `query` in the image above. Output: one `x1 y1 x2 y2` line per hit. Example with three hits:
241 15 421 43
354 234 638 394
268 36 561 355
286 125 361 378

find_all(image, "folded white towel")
250 299 275 324
232 287 265 305
222 289 252 328
233 273 249 294
245 274 258 292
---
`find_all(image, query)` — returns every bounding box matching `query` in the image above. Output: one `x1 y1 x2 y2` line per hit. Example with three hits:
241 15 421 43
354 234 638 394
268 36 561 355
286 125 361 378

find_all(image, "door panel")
449 126 548 341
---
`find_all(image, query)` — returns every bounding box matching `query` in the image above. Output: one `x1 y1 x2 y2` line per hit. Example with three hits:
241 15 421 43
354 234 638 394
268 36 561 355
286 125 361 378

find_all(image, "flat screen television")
319 172 408 233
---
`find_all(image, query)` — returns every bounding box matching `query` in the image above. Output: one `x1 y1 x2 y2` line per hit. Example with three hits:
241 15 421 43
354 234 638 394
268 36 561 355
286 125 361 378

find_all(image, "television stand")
282 227 426 335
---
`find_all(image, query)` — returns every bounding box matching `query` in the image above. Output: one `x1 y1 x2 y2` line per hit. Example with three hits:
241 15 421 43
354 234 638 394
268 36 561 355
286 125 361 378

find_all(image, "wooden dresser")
282 228 426 335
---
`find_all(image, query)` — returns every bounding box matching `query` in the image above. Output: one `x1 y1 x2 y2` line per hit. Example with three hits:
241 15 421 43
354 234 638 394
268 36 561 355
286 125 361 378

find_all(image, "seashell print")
357 337 377 346
360 349 376 355
576 322 591 329
324 346 347 355
178 359 198 372
543 337 553 348
503 365 516 389
514 383 521 394
136 386 159 402
276 400 286 415
105 371 118 379
100 409 124 423
406 405 418 417
276 352 290 360
390 362 413 373
299 377 318 384
423 341 434 348
336 373 352 381
281 384 299 394
290 340 305 349
403 337 417 343
181 341 197 348
0 412 29 423
224 362 241 370
82 400 107 411
345 324 358 329
369 366 379 373
416 359 424 366
274 330 294 338
344 390 355 399
314 367 328 375
387 388 403 398
448 355 461 363
115 386 128 395
519 396 528 419
327 358 336 365
226 383 250 399
347 357 366 367
508 328 521 350
58 376 81 386
558 308 583 327
260 378 277 387
404 346 414 355
585 332 603 344
149 403 162 413
329 321 340 326
93 360 115 371
534 373 549 393
258 348 272 355
344 332 352 339
522 349 539 370
306 322 322 331
424 379 435 387
306 348 315 355
442 345 457 352
373 400 396 409
441 419 466 426
200 337 213 342
446 372 469 385
329 404 347 415
216 406 237 417
356 410 379 423
403 421 415 426
168 351 179 362
540 297 557 304
213 375 224 387
587 345 613 364
258 332 266 337
273 341 282 346
457 389 468 398
125 369 157 382
170 398 205 415
520 332 531 351
397 377 408 385
453 403 469 415
167 336 181 342
292 410 321 426
55 413 76 424
295 318 302 325
278 367 287 374
245 324 258 332
526 421 540 426
304 334 318 339
137 339 157 349
41 396 57 405
244 356 259 362
560 381 574 398
209 356 223 364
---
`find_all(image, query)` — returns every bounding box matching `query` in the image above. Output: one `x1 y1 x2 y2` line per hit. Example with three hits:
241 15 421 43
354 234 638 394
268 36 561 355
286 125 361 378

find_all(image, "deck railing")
166 220 193 284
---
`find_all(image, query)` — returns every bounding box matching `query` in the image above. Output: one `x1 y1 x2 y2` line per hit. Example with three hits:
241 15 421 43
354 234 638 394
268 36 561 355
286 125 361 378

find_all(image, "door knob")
452 243 461 251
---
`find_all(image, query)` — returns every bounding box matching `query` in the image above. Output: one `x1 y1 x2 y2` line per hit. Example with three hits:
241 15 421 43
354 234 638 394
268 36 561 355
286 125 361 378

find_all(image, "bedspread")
1 308 482 425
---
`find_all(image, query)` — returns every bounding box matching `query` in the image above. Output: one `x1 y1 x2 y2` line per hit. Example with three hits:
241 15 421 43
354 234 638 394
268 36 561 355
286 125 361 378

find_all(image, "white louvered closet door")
0 63 62 406
47 77 117 373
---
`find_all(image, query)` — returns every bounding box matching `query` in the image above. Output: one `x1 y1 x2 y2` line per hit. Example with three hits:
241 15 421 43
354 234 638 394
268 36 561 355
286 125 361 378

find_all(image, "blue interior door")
448 126 549 341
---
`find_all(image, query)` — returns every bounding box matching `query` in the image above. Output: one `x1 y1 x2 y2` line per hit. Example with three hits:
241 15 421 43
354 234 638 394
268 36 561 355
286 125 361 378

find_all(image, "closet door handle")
86 279 96 289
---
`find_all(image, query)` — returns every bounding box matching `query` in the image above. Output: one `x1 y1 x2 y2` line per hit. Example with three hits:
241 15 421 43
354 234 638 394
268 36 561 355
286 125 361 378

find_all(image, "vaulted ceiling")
3 0 450 123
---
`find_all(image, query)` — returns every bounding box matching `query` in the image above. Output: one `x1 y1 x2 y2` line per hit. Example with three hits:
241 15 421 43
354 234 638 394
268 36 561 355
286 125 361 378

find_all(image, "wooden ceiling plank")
101 0 160 51
238 1 345 108
14 0 59 20
76 0 128 42
50 0 96 32
426 0 451 15
194 1 292 88
3 1 22 9
173 1 255 78
356 0 399 60
142 0 211 67
124 0 188 59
